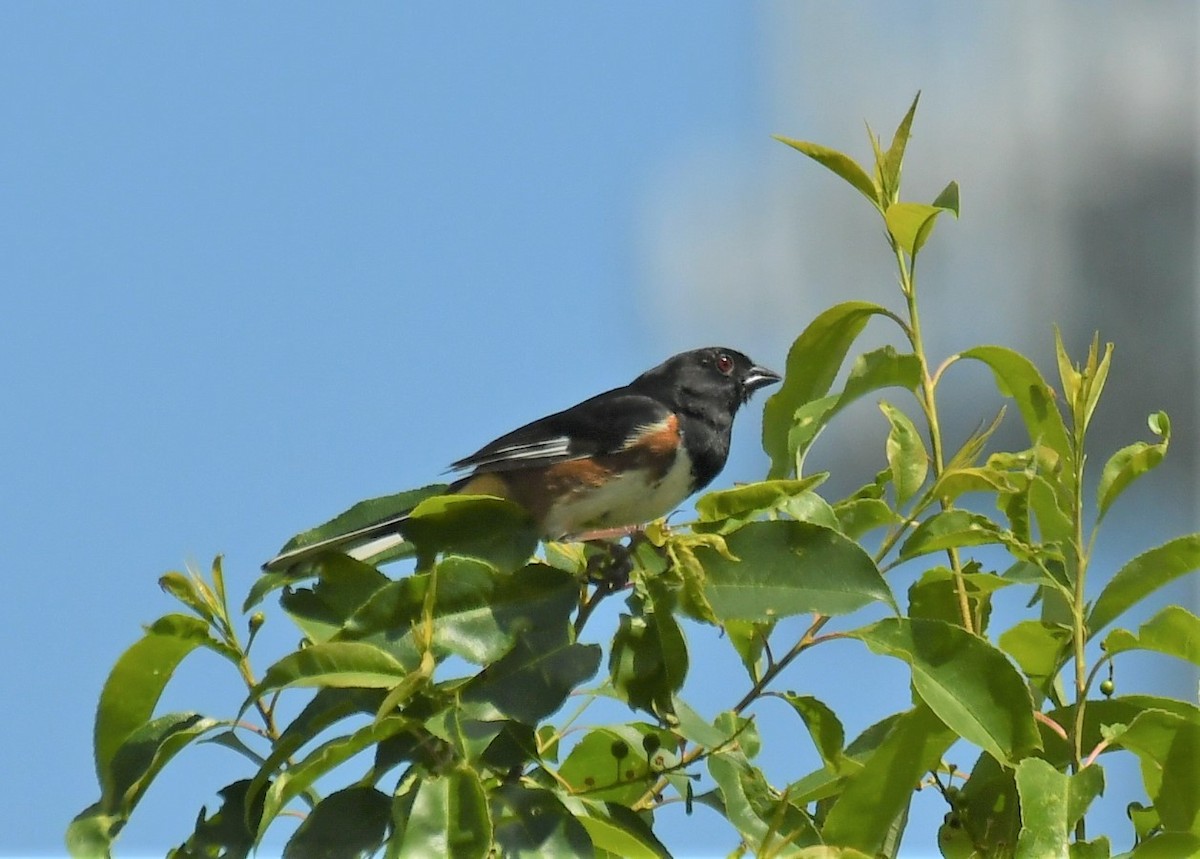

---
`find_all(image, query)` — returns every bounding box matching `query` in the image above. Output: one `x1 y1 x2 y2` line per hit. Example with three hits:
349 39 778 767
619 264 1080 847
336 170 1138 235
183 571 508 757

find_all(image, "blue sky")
3 4 1196 857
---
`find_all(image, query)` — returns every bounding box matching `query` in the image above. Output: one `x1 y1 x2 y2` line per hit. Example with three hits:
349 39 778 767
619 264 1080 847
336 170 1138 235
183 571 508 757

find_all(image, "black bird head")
632 347 781 414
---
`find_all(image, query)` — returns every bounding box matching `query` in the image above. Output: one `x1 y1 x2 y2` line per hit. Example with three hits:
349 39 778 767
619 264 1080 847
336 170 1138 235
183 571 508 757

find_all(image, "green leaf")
931 180 960 216
999 620 1073 695
282 787 391 859
708 751 821 853
66 804 119 859
1088 533 1200 636
490 784 593 858
722 618 773 681
899 509 1009 560
340 560 578 669
774 693 851 775
258 716 413 839
391 768 492 859
1013 758 1104 858
558 725 677 805
695 476 827 522
821 704 956 853
1116 709 1200 833
94 613 220 797
832 496 900 539
672 698 738 749
885 202 952 257
930 465 1019 503
774 136 878 206
908 566 1012 633
254 641 410 697
574 801 670 859
172 780 263 859
763 302 895 478
784 346 922 475
699 521 896 623
245 688 387 819
1103 605 1200 666
1038 696 1200 772
609 603 688 716
280 554 390 643
960 346 1073 474
880 400 928 506
852 618 1041 765
400 494 538 573
880 92 920 203
107 712 222 815
462 635 600 724
158 570 218 625
1097 411 1170 521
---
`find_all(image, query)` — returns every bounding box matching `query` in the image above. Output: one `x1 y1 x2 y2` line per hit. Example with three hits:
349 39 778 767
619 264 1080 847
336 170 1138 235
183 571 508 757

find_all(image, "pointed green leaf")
259 716 413 839
960 346 1072 473
821 704 956 853
999 620 1073 694
401 494 538 573
832 496 900 539
931 180 960 216
1116 709 1200 833
340 560 577 669
695 477 826 522
881 92 921 203
785 347 922 474
763 302 895 478
708 751 821 853
699 521 895 623
282 787 391 859
774 136 878 206
852 618 1041 764
880 401 928 505
1014 758 1104 858
899 509 1009 560
885 202 951 257
1097 411 1170 520
908 566 1012 632
462 635 600 724
775 693 851 775
106 713 222 816
609 604 688 716
1103 605 1200 666
94 614 221 797
1088 533 1200 636
254 641 410 697
279 554 390 643
573 801 671 859
491 784 593 858
391 767 492 859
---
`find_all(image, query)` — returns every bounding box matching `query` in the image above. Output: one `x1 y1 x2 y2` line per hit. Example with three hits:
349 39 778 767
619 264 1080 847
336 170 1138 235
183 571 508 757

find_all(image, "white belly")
541 449 695 538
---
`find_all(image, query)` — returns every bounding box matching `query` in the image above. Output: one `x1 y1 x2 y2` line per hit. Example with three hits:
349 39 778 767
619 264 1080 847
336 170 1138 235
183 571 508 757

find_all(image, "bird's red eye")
716 353 734 375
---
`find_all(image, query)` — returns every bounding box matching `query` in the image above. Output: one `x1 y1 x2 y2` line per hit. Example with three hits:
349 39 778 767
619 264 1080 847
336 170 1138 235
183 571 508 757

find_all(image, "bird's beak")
742 365 782 394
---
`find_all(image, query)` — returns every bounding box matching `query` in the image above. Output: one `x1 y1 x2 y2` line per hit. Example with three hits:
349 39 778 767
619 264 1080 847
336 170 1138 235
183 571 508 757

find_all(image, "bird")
263 347 781 571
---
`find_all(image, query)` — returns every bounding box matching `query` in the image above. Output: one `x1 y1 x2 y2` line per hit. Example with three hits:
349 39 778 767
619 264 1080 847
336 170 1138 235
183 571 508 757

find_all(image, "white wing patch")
456 436 573 471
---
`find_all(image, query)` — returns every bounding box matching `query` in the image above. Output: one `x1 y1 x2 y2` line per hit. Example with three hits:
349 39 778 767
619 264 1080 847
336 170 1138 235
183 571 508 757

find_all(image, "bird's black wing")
449 387 674 475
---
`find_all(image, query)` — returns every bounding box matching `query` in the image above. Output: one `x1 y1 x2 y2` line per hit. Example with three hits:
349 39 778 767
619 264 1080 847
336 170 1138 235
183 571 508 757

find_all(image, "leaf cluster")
70 95 1200 859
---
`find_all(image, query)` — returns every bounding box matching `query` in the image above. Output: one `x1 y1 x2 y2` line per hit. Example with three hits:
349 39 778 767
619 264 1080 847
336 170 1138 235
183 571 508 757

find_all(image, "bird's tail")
261 511 413 572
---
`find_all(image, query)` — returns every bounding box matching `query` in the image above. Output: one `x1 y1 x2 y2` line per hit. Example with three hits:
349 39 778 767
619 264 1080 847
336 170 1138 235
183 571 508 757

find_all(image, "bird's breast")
539 445 696 539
